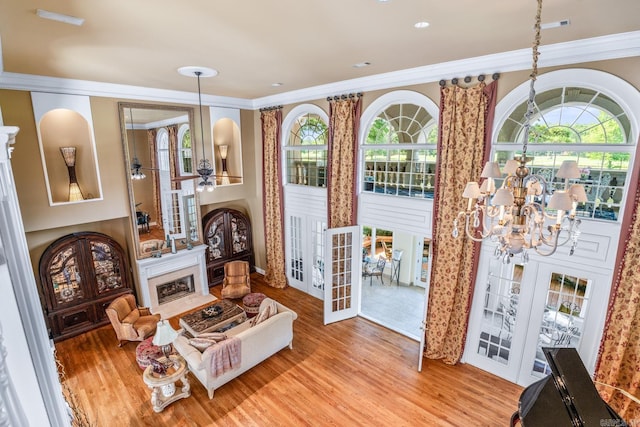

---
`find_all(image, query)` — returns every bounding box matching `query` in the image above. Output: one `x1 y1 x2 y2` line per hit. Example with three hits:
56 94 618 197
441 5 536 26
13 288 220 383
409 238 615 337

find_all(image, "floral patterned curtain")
261 108 288 288
147 129 162 229
594 137 640 420
327 96 362 228
425 81 498 364
168 125 181 190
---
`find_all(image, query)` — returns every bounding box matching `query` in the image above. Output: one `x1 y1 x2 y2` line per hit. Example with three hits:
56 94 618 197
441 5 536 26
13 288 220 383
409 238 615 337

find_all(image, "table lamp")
152 319 178 359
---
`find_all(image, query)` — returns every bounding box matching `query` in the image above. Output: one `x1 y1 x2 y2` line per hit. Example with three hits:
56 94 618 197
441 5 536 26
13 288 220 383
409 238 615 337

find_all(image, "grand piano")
511 348 625 426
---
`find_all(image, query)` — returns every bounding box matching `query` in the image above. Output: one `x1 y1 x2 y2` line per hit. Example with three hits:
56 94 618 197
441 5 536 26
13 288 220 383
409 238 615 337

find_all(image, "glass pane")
531 272 589 378
91 241 123 294
230 215 249 254
288 114 328 146
494 150 629 222
206 215 226 260
330 232 354 312
49 246 85 305
362 148 435 199
312 220 326 292
476 261 523 365
285 149 327 187
289 216 303 281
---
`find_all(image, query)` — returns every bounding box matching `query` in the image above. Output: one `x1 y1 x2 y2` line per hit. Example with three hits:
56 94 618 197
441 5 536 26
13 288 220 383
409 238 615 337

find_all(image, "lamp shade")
152 320 178 347
548 190 574 211
479 178 496 195
556 160 581 179
218 144 229 160
480 161 502 178
492 188 514 206
569 183 588 203
462 182 481 199
503 159 520 175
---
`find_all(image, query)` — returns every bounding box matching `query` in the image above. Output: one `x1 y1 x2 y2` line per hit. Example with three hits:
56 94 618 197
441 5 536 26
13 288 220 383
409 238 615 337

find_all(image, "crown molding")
252 31 640 109
0 72 254 110
1 31 639 111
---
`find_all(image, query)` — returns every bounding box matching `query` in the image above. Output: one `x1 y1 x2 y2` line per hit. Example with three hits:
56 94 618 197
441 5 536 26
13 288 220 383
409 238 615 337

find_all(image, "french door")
465 252 610 386
323 225 362 325
285 214 326 300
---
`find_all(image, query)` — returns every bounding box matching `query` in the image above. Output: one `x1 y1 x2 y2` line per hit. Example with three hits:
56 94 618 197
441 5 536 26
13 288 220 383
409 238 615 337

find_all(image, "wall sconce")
219 144 231 185
60 147 84 201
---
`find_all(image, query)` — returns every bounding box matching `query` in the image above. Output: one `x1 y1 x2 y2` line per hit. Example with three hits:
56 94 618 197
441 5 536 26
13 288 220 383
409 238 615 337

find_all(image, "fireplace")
156 274 195 305
136 245 215 319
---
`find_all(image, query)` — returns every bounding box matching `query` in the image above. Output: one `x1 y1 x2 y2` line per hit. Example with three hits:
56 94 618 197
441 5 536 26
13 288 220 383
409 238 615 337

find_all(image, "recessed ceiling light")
377 0 391 3
36 9 84 26
414 21 430 29
271 83 283 87
353 62 371 68
541 19 570 30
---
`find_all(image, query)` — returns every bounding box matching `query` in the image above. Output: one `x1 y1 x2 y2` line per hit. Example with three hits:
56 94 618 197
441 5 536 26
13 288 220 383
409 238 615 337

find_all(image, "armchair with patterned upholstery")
221 260 251 299
105 294 161 347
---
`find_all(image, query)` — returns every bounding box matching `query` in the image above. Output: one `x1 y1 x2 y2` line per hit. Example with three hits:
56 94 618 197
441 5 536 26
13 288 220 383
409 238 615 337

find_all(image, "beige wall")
2 56 640 294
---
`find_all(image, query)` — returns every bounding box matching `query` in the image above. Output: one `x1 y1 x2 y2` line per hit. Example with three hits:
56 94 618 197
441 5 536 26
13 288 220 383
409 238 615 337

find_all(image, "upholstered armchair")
105 294 161 347
221 260 251 299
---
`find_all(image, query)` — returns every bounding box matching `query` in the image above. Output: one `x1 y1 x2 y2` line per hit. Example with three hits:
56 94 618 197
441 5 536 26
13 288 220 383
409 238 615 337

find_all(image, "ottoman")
135 336 164 370
242 292 267 318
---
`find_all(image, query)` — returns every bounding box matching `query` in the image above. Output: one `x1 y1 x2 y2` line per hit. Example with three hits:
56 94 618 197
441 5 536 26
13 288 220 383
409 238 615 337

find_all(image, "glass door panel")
287 215 304 288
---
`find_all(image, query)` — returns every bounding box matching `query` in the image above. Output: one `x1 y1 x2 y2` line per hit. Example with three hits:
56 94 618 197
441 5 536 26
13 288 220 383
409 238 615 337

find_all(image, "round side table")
142 355 190 412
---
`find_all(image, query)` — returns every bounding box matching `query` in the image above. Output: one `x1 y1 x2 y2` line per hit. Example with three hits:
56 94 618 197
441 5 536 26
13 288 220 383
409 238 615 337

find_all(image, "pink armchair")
105 294 160 347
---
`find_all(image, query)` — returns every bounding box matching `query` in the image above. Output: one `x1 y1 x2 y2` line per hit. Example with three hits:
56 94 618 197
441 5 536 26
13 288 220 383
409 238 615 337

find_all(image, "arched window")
284 110 329 187
177 124 192 175
361 91 438 199
494 71 636 221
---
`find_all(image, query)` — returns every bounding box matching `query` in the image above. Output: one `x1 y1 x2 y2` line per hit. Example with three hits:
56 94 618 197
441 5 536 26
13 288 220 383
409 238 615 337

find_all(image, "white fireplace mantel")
136 245 215 319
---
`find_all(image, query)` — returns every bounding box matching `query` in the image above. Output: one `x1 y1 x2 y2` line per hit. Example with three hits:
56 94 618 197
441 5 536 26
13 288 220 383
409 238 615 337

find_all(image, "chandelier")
178 66 217 192
128 107 146 180
452 0 586 263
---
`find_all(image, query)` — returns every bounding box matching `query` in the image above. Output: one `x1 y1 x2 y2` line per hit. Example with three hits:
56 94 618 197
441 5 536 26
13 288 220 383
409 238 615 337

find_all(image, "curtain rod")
326 92 363 102
259 105 283 112
439 73 500 87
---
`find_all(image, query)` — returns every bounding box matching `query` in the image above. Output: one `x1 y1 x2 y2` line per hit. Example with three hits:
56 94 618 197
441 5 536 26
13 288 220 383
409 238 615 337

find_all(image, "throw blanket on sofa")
203 336 241 378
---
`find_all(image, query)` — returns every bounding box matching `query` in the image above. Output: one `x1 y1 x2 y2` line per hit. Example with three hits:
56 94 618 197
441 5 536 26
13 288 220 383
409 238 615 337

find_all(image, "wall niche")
32 92 103 205
210 107 243 186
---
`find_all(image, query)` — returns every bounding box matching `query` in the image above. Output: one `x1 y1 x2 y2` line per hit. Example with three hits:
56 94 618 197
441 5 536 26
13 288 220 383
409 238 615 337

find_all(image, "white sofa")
173 298 297 399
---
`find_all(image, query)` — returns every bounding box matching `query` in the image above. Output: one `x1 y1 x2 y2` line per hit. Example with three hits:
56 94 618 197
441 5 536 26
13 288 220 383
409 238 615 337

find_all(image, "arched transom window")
285 113 328 187
495 85 634 221
362 103 438 199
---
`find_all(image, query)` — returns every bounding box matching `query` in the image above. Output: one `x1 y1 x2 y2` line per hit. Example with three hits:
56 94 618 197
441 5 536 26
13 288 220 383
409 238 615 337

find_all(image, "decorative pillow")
250 298 278 327
188 337 217 352
197 332 227 341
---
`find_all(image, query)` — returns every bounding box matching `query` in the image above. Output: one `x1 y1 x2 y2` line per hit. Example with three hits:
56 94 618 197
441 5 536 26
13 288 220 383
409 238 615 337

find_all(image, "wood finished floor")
55 273 522 426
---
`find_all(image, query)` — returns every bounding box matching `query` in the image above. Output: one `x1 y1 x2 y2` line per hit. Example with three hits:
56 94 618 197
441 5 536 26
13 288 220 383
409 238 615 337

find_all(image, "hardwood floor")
55 273 522 426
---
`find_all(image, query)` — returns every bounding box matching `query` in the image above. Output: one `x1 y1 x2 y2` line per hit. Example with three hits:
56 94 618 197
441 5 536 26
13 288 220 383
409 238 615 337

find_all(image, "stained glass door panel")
91 241 124 295
48 246 86 306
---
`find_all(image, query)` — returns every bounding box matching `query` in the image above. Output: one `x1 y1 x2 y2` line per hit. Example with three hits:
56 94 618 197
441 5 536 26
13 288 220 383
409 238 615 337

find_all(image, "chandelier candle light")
452 0 586 263
178 66 218 193
129 107 146 180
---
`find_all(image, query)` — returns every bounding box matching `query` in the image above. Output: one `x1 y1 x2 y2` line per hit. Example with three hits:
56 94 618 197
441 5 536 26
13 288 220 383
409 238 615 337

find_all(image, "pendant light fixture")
128 107 146 180
178 66 218 192
452 0 586 263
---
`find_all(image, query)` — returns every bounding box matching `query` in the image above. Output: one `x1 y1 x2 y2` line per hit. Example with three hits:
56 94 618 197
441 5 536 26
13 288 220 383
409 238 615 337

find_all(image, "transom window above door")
284 113 328 188
361 102 438 199
494 85 635 222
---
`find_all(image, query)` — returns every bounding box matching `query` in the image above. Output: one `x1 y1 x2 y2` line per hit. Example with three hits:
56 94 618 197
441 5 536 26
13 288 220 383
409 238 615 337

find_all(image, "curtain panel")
425 81 497 364
594 137 640 420
327 97 362 229
147 129 162 230
261 109 288 289
168 125 181 190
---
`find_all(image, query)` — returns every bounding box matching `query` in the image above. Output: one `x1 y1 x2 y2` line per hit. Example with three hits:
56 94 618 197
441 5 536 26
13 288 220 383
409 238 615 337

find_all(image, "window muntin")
494 86 633 221
362 103 437 199
178 124 192 175
285 113 328 187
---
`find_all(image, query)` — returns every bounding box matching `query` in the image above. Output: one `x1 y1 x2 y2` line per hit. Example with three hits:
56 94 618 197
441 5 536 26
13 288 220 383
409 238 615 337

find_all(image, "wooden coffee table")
179 299 246 337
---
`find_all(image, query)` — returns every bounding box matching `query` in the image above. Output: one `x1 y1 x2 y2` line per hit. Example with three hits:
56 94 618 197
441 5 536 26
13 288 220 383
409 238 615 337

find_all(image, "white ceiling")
1 0 640 103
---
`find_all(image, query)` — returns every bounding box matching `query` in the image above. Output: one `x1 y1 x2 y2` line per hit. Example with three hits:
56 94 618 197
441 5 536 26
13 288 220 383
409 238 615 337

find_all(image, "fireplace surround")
136 245 215 319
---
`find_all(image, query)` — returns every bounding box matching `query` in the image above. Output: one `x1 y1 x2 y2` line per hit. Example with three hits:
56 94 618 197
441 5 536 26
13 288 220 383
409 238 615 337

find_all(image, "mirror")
118 102 203 259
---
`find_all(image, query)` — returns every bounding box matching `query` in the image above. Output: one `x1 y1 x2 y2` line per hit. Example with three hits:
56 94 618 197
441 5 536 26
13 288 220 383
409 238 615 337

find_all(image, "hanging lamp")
452 0 586 263
178 66 218 192
128 107 146 180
